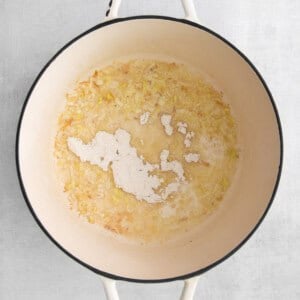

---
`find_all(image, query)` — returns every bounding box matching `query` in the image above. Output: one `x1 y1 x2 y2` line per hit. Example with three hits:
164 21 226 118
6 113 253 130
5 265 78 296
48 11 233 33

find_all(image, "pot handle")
105 0 199 23
100 275 199 300
180 276 199 300
101 276 120 300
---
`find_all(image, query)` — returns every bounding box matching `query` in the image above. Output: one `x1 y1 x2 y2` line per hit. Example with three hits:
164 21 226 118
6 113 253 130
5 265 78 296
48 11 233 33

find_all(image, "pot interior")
18 18 281 280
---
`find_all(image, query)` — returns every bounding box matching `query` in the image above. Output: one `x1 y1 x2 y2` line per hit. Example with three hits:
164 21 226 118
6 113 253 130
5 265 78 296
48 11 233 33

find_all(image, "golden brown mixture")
54 60 239 241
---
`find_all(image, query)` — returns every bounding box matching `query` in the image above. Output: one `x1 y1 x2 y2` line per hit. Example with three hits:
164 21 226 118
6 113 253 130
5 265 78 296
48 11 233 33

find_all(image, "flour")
160 149 185 181
68 129 185 204
184 153 200 163
177 122 194 148
177 122 187 135
159 149 185 200
68 132 118 172
68 129 161 203
67 111 200 204
161 182 181 200
184 131 195 148
161 114 173 136
140 111 150 125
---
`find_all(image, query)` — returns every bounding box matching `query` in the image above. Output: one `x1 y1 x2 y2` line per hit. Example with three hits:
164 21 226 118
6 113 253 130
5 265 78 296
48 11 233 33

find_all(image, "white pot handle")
180 276 200 300
100 276 120 300
100 275 199 300
105 0 199 23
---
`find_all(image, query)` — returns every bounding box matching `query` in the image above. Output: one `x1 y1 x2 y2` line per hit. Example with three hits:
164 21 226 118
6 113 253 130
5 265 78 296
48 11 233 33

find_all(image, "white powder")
140 111 150 125
68 129 185 204
177 122 195 148
184 131 194 148
160 149 185 181
161 114 173 136
68 129 161 203
68 131 118 172
184 153 200 163
161 182 181 200
177 122 187 135
159 150 185 201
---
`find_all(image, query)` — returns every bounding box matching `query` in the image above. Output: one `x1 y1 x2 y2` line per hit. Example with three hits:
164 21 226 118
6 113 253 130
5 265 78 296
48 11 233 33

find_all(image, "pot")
16 0 283 299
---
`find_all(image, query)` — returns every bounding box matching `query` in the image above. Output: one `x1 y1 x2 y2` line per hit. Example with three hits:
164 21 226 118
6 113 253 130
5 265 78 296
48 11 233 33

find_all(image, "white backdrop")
0 0 299 299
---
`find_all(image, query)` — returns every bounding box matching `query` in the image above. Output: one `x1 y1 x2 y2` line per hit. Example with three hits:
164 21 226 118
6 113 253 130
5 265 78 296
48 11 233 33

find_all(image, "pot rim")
15 15 283 283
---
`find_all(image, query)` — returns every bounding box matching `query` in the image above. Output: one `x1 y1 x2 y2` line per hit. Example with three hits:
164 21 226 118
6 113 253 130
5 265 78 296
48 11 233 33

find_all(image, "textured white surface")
0 0 299 299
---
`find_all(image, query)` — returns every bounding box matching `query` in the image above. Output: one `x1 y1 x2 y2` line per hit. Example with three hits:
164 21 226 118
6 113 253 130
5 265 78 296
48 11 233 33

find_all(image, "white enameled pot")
16 1 283 299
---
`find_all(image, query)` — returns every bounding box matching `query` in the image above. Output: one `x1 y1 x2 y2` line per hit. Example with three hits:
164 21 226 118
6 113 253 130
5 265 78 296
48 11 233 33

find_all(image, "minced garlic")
54 60 239 241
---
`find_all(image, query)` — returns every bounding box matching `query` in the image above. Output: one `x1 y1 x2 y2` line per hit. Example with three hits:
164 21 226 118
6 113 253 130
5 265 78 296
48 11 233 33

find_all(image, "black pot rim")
15 15 283 283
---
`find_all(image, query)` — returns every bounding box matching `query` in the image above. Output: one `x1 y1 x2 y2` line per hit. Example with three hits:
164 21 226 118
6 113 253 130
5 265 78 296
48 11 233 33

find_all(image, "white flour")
160 149 185 181
177 122 187 135
67 111 202 204
184 131 195 148
68 129 185 204
68 131 118 172
177 122 195 148
140 111 150 125
161 182 181 201
161 114 173 136
184 153 200 163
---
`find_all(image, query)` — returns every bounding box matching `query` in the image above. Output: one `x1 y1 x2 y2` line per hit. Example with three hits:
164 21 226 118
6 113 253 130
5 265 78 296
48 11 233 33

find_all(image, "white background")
0 0 299 299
